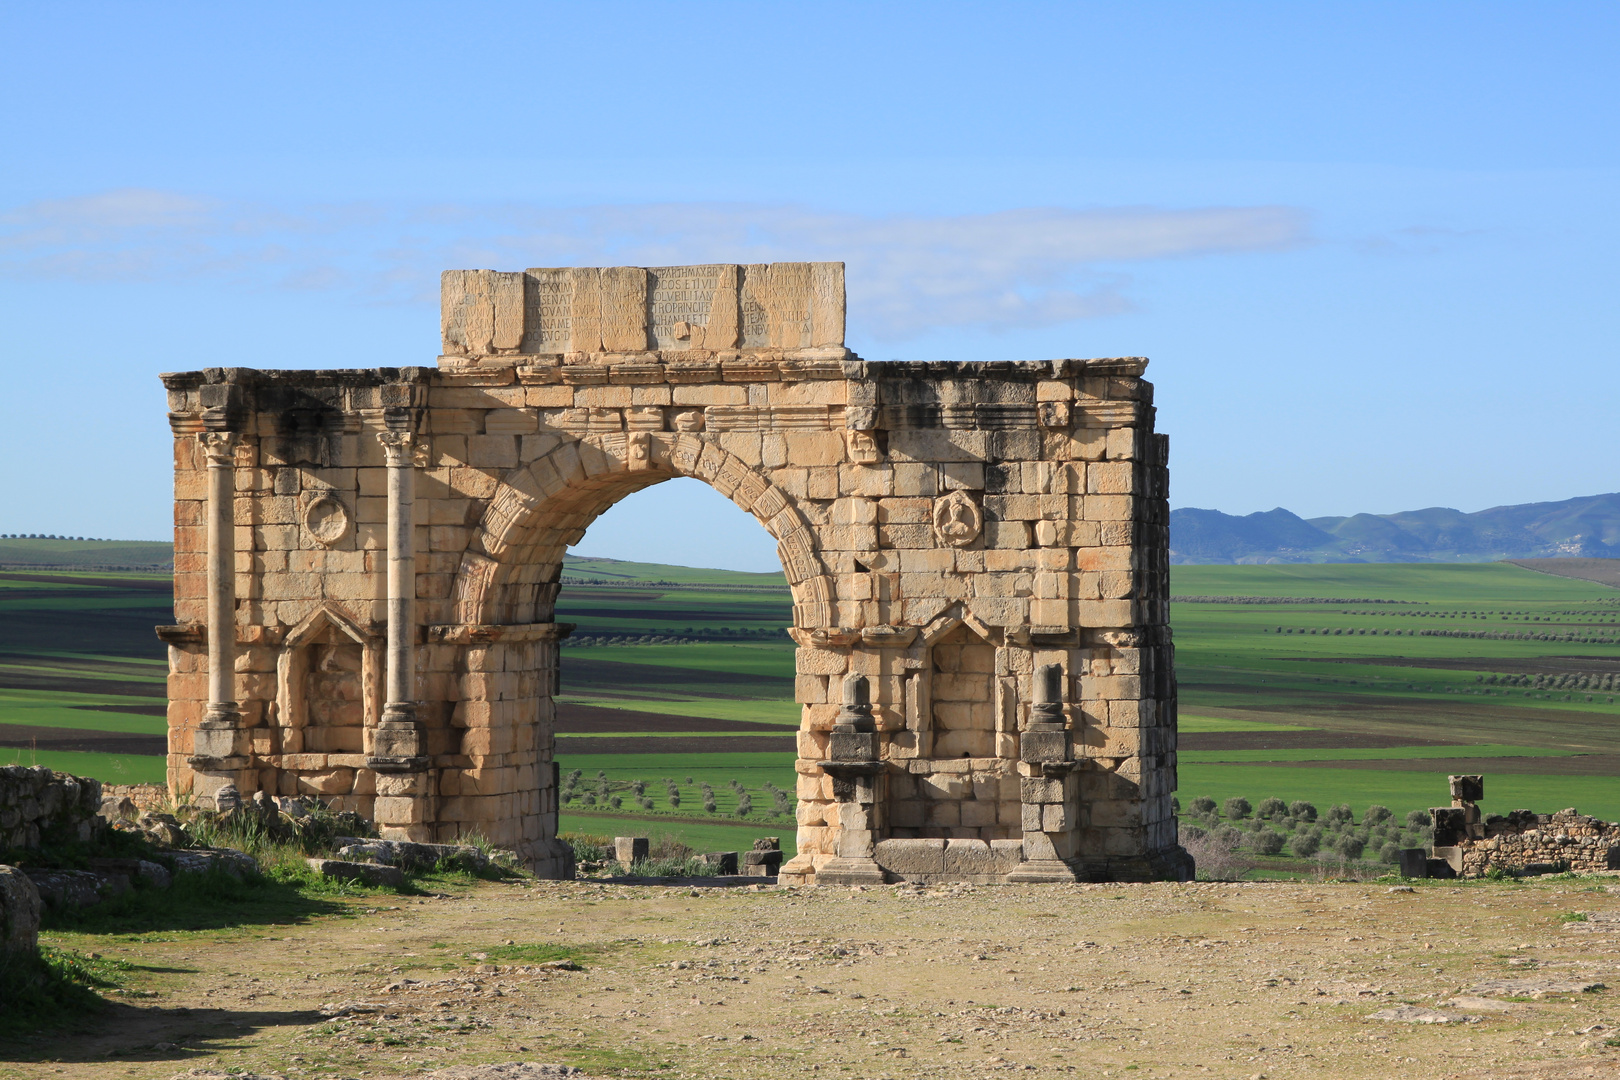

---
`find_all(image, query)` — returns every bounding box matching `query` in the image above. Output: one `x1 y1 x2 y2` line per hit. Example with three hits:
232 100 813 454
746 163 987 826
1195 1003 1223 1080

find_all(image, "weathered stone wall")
159 261 1190 884
1429 775 1620 877
101 782 168 813
0 766 103 849
1440 807 1620 877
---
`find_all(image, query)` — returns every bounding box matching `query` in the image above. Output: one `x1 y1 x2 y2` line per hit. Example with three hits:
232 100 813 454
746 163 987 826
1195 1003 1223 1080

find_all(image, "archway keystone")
159 261 1192 883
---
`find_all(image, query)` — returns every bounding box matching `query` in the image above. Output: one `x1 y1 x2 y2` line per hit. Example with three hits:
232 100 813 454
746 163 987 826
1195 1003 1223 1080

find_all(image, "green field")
5 554 1619 867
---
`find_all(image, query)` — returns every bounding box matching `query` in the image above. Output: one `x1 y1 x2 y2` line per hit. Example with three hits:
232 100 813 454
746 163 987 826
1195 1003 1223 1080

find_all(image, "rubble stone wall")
0 766 103 849
160 261 1191 884
1443 808 1620 877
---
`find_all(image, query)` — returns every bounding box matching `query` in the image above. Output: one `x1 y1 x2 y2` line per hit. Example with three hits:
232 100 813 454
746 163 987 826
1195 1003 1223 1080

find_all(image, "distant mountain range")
1170 492 1620 565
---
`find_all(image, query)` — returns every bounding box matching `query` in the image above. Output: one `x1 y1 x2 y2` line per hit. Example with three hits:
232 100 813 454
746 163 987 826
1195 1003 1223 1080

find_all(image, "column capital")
377 430 418 467
197 431 239 467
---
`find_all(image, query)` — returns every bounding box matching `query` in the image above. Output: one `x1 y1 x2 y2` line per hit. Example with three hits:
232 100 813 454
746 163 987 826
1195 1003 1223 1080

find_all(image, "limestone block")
1106 426 1139 460
960 800 998 828
874 838 946 874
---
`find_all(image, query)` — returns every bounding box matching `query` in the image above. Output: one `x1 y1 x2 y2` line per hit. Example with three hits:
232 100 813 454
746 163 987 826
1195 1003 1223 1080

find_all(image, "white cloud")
0 190 1308 338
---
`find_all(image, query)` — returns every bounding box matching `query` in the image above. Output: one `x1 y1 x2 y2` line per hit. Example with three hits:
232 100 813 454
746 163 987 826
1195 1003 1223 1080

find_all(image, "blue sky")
2 2 1616 571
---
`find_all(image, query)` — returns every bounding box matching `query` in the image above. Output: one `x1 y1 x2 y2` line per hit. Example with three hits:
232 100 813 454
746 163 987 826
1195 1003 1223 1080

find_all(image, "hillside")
0 537 174 570
1170 491 1620 565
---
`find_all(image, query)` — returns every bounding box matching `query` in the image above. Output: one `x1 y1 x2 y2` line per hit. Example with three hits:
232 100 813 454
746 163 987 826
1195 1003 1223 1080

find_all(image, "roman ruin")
158 262 1192 884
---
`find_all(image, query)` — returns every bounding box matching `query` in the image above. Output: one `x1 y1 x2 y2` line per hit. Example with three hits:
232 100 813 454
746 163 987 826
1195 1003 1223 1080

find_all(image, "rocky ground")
11 876 1620 1080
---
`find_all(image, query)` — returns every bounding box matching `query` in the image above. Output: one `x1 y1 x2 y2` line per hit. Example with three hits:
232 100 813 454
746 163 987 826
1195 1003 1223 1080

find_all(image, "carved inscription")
522 269 574 353
649 266 720 349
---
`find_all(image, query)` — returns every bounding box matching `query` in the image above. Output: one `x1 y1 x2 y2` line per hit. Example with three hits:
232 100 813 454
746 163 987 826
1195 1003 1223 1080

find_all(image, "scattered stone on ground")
306 858 407 889
428 1065 587 1079
1468 977 1608 997
1369 1005 1476 1023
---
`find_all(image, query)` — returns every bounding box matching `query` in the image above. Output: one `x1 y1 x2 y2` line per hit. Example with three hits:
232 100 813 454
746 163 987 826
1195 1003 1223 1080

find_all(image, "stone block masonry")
159 261 1192 884
0 766 104 848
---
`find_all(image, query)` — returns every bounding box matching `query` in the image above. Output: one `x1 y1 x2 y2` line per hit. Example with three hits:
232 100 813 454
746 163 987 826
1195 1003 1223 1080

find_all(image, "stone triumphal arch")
160 262 1193 883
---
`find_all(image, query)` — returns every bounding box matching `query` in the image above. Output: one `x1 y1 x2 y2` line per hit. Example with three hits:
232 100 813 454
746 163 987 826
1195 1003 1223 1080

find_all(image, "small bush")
1364 804 1393 826
1289 801 1318 822
1171 797 1181 814
1325 803 1354 826
1247 830 1285 856
1405 809 1432 829
1289 832 1320 857
609 796 622 810
735 793 752 817
703 796 718 814
1182 827 1253 882
1189 796 1217 816
1180 823 1208 843
1256 797 1288 819
1378 842 1401 864
1223 797 1253 821
1335 834 1365 860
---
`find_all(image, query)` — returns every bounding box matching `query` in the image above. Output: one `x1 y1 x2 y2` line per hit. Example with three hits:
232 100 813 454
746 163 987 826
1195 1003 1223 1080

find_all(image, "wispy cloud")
0 190 1308 338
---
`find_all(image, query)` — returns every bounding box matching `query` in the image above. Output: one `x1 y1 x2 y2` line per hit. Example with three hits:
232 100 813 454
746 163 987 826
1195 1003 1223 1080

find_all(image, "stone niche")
159 261 1193 884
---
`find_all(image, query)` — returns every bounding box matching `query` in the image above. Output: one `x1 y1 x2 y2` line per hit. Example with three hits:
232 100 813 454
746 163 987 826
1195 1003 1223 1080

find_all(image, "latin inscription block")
648 264 740 350
522 269 574 353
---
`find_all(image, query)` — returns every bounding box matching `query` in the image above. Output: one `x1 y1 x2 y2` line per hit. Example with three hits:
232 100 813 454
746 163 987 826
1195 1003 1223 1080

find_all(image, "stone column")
368 430 425 774
815 674 888 885
188 431 246 781
1010 661 1082 882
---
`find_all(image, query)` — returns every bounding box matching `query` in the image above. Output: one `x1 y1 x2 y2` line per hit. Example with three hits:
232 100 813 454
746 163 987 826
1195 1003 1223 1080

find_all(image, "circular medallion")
303 495 351 547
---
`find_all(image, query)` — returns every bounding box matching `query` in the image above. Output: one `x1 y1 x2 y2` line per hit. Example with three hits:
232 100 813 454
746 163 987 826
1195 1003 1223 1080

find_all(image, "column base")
1005 859 1084 883
812 856 889 885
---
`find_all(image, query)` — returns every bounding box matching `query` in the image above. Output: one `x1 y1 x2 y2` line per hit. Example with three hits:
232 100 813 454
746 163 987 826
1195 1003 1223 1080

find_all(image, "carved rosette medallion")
932 490 983 548
303 494 351 547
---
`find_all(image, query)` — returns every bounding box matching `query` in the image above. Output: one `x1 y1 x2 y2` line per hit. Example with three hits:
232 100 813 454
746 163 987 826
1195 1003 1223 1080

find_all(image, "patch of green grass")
0 687 167 732
0 945 129 1038
468 942 600 967
43 866 353 935
0 749 166 783
1173 562 1620 603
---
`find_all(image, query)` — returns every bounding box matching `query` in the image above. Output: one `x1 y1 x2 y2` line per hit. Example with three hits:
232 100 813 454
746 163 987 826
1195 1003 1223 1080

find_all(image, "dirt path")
14 877 1620 1079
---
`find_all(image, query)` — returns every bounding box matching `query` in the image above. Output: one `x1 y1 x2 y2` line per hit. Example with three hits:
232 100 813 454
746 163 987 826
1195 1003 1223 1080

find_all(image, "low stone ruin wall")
0 766 103 849
1438 807 1620 877
101 782 168 813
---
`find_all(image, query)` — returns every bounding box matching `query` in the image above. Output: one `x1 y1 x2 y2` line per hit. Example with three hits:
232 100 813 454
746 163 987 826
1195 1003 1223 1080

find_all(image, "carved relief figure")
933 490 983 547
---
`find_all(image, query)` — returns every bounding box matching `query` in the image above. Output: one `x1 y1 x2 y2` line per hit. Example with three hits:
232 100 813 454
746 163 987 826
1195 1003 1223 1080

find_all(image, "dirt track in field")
17 876 1620 1080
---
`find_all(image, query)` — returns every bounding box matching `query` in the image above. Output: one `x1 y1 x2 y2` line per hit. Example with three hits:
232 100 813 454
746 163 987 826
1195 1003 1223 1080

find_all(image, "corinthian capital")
377 430 416 467
196 431 239 467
